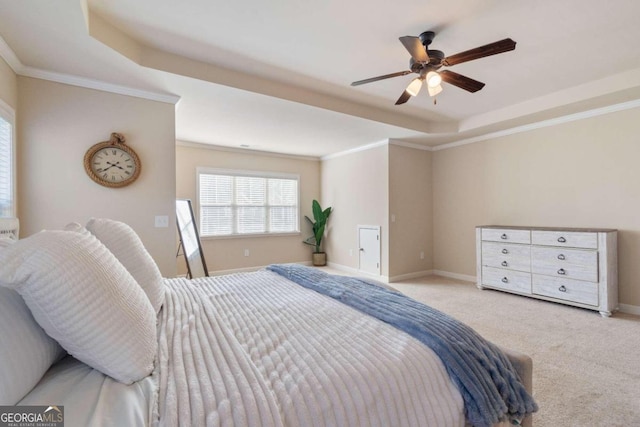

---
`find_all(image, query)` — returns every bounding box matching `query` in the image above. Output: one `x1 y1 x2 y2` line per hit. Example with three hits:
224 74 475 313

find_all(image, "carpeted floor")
387 275 640 427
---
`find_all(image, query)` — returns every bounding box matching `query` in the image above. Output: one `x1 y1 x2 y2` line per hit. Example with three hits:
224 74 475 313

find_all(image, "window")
198 168 299 237
0 100 15 218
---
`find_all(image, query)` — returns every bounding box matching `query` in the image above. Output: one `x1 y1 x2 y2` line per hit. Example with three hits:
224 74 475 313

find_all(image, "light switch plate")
155 215 169 228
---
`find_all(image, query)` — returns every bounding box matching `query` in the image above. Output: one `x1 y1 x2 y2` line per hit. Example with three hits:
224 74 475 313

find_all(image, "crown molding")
389 139 434 152
321 138 435 161
0 34 179 105
432 98 640 151
20 66 180 104
321 139 389 161
0 36 21 72
176 140 320 162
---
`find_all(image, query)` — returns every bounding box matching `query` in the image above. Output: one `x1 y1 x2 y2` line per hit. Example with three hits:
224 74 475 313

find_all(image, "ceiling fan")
351 31 516 105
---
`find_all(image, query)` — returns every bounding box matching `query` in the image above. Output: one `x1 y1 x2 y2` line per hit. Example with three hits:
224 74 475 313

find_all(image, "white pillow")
86 218 165 313
0 238 66 405
0 288 66 405
0 237 14 248
0 230 157 384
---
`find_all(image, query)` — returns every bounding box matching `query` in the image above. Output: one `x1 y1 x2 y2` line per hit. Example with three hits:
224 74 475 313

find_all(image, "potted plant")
303 199 332 266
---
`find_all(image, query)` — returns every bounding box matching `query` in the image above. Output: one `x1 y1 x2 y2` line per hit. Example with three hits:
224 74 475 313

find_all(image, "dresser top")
477 225 617 233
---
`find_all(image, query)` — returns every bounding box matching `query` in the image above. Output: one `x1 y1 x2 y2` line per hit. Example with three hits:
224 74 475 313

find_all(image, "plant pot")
312 252 327 266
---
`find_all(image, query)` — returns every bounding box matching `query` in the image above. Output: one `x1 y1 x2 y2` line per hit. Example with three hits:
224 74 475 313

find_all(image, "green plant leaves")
304 199 332 253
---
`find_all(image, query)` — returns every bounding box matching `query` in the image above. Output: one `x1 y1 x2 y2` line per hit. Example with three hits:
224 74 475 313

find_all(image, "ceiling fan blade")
395 90 412 105
442 38 516 67
399 36 429 62
439 70 485 92
351 70 412 86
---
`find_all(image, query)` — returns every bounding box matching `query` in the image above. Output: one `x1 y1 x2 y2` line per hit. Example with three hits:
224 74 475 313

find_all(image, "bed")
0 219 537 427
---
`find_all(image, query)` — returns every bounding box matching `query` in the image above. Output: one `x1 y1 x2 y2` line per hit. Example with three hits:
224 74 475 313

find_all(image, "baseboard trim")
326 262 390 282
209 261 312 276
388 270 434 282
618 303 640 316
431 270 477 283
325 264 474 284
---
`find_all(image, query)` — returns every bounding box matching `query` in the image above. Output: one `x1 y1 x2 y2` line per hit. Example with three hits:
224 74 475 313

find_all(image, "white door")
358 226 381 276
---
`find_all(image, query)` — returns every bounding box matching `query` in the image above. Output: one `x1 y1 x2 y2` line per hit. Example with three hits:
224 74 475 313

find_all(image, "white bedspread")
157 270 465 426
19 355 156 427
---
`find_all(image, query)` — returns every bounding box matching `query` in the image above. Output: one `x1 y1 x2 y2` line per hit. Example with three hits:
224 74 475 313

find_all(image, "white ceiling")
1 0 640 157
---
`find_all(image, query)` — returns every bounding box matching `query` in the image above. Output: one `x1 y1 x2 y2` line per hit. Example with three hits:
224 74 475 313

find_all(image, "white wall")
321 144 389 276
17 77 177 276
176 143 321 273
388 143 433 278
321 142 433 280
433 107 640 309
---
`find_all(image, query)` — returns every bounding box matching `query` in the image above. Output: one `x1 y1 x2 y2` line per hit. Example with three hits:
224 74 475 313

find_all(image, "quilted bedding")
156 270 466 426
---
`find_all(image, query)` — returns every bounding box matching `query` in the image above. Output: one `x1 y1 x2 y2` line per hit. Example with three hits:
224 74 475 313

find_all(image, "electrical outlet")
244 249 250 257
420 251 425 260
155 215 169 228
349 249 353 256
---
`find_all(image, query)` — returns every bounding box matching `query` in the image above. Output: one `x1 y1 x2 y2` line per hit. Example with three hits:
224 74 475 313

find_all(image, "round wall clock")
84 132 141 188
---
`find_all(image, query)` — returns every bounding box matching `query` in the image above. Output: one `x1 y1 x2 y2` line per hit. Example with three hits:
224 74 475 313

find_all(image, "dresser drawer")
532 275 598 306
482 267 531 294
482 242 531 272
531 230 598 249
482 228 531 244
531 246 598 282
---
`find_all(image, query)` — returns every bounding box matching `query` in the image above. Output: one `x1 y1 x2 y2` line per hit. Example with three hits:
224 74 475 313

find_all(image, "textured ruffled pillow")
0 230 157 384
0 239 66 404
86 218 165 313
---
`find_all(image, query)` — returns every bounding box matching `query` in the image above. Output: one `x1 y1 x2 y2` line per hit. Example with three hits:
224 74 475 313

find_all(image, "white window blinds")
0 110 13 218
198 169 299 237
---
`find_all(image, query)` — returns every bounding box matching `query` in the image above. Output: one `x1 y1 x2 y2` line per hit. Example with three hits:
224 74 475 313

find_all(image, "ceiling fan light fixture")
406 77 423 96
428 84 443 97
426 71 442 88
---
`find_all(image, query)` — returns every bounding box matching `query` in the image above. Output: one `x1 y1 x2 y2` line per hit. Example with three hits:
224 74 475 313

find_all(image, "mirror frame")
176 199 209 279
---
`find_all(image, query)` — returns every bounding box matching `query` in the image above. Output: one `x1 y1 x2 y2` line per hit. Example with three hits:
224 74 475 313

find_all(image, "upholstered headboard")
0 218 19 240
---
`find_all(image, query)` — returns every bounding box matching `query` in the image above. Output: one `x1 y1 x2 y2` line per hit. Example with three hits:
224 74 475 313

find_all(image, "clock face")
90 147 137 184
84 138 141 188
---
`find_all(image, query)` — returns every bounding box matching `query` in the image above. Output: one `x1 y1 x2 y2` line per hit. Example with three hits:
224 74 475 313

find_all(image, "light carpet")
385 275 640 427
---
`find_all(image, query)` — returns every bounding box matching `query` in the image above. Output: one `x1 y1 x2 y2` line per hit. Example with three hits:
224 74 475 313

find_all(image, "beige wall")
0 57 17 109
17 77 177 276
176 143 321 273
321 144 389 276
433 107 640 308
388 144 433 278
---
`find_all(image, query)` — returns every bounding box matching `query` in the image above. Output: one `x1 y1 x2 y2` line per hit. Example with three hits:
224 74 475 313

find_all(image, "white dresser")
476 226 618 317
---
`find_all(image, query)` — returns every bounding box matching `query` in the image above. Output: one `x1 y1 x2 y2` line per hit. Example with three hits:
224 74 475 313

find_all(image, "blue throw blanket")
267 264 538 427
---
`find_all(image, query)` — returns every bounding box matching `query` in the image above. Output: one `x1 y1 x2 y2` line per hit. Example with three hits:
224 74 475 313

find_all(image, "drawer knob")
559 285 567 292
501 277 509 283
557 254 566 260
501 261 508 267
502 248 509 254
557 236 567 243
501 233 508 240
557 268 566 275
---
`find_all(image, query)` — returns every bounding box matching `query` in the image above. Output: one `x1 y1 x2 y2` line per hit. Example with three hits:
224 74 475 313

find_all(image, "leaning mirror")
176 199 209 279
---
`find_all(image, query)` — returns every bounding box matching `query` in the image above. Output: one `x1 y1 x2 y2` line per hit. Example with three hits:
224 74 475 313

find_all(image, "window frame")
0 98 16 219
196 167 301 239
